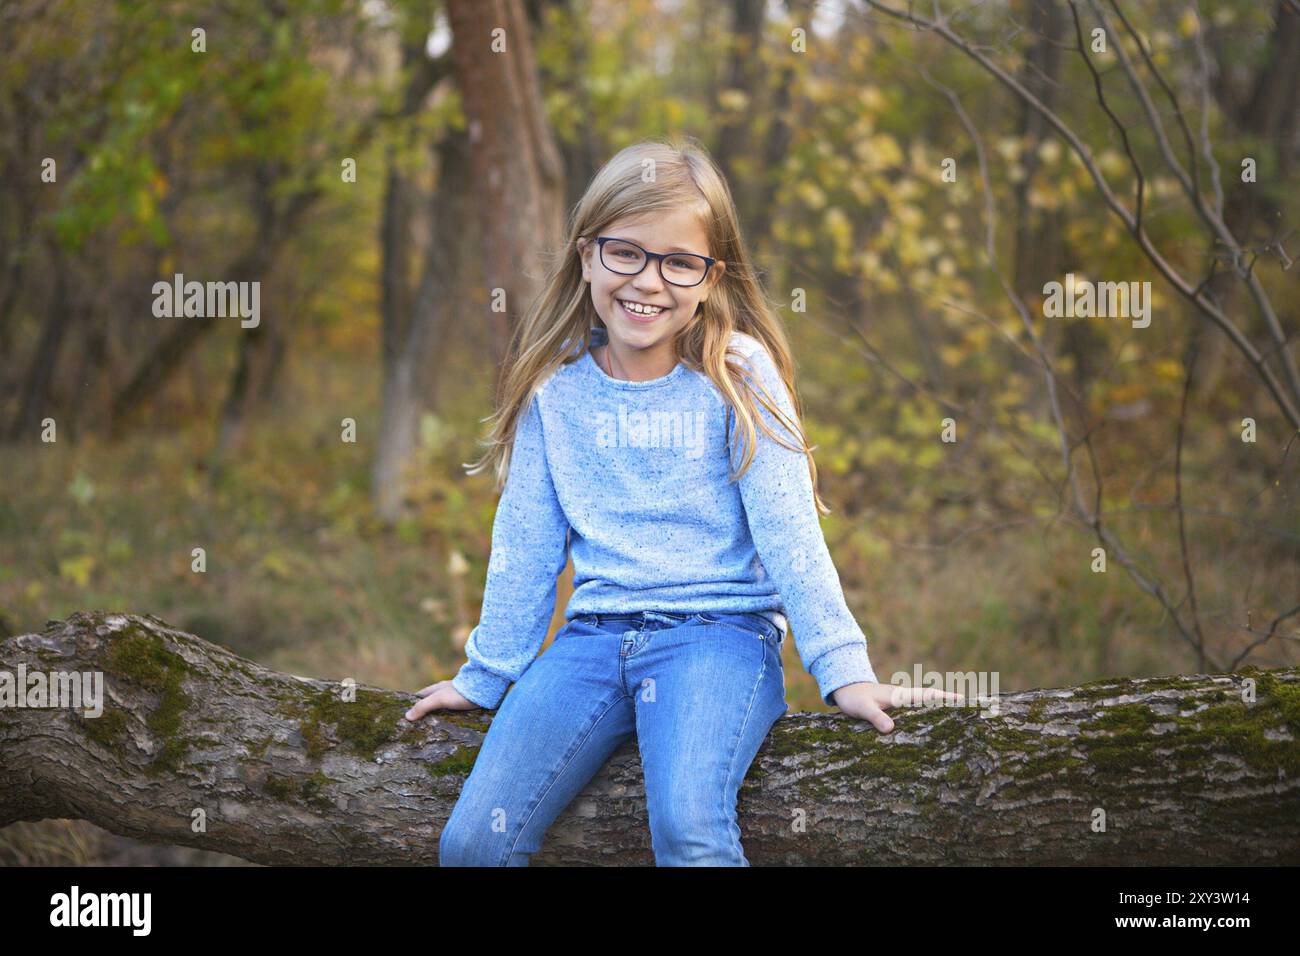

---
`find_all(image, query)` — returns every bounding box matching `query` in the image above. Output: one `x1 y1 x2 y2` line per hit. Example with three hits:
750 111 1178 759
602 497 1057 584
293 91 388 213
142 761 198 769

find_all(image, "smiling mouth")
617 298 668 319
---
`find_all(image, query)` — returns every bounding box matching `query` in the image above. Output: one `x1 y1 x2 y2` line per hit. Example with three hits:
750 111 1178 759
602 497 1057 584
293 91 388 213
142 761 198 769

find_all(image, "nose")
630 259 667 295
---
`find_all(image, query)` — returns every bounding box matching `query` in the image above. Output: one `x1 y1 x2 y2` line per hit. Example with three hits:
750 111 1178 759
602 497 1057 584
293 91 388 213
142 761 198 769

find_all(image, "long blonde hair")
463 135 832 516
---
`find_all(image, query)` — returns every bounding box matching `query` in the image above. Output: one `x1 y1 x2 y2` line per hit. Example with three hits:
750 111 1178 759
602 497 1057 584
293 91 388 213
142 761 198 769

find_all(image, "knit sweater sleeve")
451 391 570 709
732 341 879 707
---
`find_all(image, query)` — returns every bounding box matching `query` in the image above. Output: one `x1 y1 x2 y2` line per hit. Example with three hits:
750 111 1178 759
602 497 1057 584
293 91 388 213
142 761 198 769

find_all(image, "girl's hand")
830 682 964 733
404 680 480 721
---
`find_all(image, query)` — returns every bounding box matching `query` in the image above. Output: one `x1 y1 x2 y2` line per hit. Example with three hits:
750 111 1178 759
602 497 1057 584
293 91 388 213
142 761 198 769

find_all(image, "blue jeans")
438 609 789 866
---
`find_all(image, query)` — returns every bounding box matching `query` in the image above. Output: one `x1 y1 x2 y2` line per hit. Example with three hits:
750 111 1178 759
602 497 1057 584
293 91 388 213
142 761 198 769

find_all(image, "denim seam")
700 614 776 644
501 693 629 866
720 638 767 865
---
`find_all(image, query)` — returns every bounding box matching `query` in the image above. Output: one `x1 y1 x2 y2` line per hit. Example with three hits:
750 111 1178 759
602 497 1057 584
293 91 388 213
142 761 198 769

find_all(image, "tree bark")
2 610 1297 865
373 131 470 521
4 238 75 442
444 0 565 377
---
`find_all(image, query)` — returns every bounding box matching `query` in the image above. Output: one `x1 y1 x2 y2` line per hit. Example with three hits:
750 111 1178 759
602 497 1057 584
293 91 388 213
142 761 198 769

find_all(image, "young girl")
406 137 955 866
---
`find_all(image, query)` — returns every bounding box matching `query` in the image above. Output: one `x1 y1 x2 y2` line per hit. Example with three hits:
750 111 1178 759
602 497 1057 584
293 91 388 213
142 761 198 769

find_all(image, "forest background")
0 0 1296 862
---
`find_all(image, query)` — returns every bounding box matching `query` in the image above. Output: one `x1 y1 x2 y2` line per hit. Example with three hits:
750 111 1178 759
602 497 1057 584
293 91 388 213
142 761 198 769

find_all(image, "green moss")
264 773 297 800
102 623 194 775
211 654 259 682
263 770 341 813
763 714 974 802
277 684 410 761
299 771 338 811
248 735 274 759
425 745 481 777
82 703 129 750
1090 702 1154 733
757 677 1298 808
1255 671 1300 734
435 711 493 734
763 723 843 760
1020 751 1086 777
1069 673 1207 702
1071 675 1300 783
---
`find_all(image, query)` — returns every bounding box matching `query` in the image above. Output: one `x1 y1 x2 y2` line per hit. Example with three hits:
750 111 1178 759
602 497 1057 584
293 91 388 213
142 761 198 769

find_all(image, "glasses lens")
602 239 646 274
662 253 708 287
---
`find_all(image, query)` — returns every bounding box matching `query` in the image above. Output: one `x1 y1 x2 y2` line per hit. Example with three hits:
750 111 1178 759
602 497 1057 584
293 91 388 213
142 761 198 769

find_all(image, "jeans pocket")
693 612 774 643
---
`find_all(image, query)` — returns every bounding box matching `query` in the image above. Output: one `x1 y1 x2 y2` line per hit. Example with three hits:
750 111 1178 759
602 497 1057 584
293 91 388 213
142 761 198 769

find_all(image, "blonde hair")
463 134 832 515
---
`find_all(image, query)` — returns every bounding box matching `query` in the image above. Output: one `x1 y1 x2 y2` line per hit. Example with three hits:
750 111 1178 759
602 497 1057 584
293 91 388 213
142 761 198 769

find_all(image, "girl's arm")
451 391 570 710
732 341 879 708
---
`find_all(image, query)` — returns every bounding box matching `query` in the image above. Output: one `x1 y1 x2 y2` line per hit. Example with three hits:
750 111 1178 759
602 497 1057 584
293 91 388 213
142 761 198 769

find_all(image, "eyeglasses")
591 236 718 288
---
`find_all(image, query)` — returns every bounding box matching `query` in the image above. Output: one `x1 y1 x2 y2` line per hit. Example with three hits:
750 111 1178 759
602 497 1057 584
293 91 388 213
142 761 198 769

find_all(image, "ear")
701 260 725 301
576 237 592 280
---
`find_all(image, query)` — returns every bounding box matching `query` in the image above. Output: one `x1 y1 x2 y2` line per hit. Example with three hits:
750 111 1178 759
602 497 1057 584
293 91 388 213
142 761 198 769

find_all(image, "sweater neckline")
584 327 687 390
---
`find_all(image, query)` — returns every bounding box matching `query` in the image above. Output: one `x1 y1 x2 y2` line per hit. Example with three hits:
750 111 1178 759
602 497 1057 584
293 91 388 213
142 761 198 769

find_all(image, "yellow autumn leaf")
796 181 827 210
858 85 884 112
258 551 294 580
874 270 899 293
895 204 923 229
915 445 942 468
965 324 991 348
996 136 1021 161
895 232 924 266
1108 383 1147 404
1153 358 1183 381
59 555 97 587
894 177 921 201
1098 150 1128 177
824 206 852 252
869 133 903 168
718 89 749 112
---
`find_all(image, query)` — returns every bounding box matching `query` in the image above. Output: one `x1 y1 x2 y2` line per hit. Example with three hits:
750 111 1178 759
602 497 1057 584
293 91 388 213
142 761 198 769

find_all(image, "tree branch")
2 611 1298 865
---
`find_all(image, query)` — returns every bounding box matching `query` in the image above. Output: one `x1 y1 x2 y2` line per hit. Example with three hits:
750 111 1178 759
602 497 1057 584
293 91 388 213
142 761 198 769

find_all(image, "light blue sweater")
452 326 878 709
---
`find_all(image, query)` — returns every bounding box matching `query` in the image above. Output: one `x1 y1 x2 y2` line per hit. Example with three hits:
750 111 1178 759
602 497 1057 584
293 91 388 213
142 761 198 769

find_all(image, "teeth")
619 299 664 316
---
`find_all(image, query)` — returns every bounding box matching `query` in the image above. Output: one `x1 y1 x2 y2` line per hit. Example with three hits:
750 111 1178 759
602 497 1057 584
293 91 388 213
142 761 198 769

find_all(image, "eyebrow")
613 236 704 256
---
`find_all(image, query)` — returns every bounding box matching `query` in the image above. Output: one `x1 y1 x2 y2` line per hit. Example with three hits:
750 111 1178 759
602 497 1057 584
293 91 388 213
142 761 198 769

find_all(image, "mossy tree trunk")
1 611 1297 865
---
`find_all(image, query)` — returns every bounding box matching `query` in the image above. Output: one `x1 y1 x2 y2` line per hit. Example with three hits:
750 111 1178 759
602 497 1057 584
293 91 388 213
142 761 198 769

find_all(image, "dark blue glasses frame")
592 235 718 288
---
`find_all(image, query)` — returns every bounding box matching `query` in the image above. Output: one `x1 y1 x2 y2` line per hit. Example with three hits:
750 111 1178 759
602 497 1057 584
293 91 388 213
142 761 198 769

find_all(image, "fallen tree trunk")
1 611 1297 865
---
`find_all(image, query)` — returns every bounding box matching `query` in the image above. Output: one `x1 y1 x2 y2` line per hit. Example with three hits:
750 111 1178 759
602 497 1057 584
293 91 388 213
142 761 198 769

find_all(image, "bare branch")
1086 0 1300 403
1190 0 1227 220
884 41 1223 669
857 0 1300 431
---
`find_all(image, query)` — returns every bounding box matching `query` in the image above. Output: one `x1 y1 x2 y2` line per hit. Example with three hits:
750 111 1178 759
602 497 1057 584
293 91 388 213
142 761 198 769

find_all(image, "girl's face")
577 208 725 360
